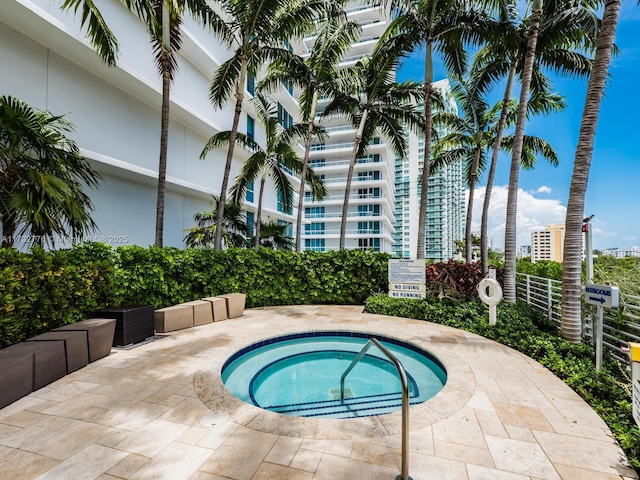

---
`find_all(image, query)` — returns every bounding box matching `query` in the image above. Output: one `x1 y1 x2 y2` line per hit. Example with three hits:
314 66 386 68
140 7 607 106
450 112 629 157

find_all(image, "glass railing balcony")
324 124 356 134
355 35 380 44
340 53 367 64
359 19 383 27
313 157 382 169
309 142 354 152
345 3 380 14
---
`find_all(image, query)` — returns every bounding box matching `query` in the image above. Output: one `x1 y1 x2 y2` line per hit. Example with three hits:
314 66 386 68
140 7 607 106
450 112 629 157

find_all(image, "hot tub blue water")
221 331 447 418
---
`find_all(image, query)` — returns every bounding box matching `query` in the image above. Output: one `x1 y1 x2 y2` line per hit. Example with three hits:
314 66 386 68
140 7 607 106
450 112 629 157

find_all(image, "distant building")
518 245 531 258
392 79 464 260
601 247 640 258
531 224 565 263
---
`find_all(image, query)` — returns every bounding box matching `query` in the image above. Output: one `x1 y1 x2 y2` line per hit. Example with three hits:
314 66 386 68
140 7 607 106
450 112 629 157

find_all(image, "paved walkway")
0 305 636 480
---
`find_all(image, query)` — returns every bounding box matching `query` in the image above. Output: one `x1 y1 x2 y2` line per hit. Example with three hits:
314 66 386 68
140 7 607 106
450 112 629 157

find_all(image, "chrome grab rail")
340 338 412 480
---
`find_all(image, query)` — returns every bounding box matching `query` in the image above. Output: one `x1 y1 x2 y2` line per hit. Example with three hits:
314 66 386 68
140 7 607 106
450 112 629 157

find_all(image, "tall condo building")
298 2 395 253
531 224 566 263
392 79 465 260
1 0 296 247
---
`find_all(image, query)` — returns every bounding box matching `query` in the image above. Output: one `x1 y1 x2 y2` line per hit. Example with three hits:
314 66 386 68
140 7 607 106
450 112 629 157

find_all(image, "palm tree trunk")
561 0 620 343
465 148 480 262
417 41 434 260
296 90 318 253
155 53 171 247
255 176 266 248
481 64 516 274
503 1 542 303
215 92 244 251
340 110 368 249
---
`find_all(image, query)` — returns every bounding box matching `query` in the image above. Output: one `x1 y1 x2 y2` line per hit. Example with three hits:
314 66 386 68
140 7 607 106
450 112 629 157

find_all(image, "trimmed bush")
0 244 389 347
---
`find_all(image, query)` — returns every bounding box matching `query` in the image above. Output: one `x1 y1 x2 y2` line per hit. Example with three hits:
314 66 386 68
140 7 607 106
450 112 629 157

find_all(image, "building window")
305 206 325 218
282 78 294 96
277 190 292 214
247 72 255 96
277 103 294 128
247 115 255 140
358 204 380 216
305 238 325 251
358 221 380 234
246 181 254 203
357 171 380 181
305 222 325 234
358 238 380 251
246 211 255 236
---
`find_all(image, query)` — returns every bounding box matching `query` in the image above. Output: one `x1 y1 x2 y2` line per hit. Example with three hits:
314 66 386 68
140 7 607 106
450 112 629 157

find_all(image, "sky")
397 2 640 251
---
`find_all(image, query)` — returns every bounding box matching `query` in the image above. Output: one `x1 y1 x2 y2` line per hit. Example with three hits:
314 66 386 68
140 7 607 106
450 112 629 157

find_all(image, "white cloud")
536 186 552 194
468 185 566 250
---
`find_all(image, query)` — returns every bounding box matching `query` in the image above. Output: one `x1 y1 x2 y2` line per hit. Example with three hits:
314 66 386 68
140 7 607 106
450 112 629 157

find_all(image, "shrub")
0 244 390 346
425 260 504 300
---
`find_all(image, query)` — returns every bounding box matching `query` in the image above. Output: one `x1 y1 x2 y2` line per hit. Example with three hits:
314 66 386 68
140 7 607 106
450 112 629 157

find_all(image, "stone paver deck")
0 305 636 480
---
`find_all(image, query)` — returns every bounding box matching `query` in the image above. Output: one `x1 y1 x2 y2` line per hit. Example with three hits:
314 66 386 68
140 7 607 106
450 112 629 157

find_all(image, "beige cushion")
180 300 213 326
217 293 246 319
202 297 228 321
154 305 193 332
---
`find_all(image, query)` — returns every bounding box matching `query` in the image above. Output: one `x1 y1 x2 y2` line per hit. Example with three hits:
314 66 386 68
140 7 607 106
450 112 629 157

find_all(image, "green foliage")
0 245 114 347
594 255 640 297
365 294 640 472
516 258 563 280
0 244 390 347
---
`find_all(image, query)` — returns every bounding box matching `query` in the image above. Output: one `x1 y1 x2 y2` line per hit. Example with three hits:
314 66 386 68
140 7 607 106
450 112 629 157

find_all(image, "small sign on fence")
585 284 619 308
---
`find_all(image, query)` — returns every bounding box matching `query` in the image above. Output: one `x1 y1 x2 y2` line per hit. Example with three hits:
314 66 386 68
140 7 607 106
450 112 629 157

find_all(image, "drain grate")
329 388 354 400
200 411 229 427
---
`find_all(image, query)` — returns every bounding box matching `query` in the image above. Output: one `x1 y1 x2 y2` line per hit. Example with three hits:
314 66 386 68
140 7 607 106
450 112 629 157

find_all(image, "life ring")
477 277 503 306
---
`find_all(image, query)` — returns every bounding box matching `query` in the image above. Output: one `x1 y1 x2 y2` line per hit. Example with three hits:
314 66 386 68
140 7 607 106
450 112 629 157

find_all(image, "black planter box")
95 305 155 346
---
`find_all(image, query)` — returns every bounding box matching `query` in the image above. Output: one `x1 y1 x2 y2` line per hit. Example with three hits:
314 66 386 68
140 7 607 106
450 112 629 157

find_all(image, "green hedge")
0 243 389 347
365 294 640 472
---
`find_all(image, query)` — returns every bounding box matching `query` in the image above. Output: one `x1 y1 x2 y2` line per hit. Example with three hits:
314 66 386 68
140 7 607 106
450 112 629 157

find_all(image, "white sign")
388 259 425 284
389 290 426 299
585 284 620 308
389 283 426 293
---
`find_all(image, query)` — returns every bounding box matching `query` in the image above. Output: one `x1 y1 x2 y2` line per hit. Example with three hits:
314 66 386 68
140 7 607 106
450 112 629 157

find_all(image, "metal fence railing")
515 273 640 365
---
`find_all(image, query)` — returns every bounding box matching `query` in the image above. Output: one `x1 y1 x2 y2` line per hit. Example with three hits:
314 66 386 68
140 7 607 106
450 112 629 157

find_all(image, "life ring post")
477 269 503 325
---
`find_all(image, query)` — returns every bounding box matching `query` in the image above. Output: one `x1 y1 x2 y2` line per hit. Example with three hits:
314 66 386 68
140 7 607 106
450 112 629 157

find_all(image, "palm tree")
0 95 102 248
381 0 492 259
501 0 545 303
322 42 424 249
202 94 325 248
253 219 295 250
434 91 559 261
435 76 495 262
61 0 223 247
561 0 622 343
259 11 360 252
184 196 249 248
205 0 325 251
474 0 597 274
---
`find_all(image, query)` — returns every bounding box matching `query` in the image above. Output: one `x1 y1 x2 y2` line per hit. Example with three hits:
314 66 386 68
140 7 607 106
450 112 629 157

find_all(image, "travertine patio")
0 305 636 479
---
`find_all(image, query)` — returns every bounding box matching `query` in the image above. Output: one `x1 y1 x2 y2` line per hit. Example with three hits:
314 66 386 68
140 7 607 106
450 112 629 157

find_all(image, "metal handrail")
340 338 412 480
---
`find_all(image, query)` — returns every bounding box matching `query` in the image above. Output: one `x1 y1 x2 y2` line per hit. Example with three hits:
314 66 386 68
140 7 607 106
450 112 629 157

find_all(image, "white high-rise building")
392 79 465 260
1 1 296 247
298 3 395 253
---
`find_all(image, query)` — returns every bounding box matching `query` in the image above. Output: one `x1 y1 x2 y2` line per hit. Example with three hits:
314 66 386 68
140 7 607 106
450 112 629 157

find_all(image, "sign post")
388 259 426 299
584 284 619 371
